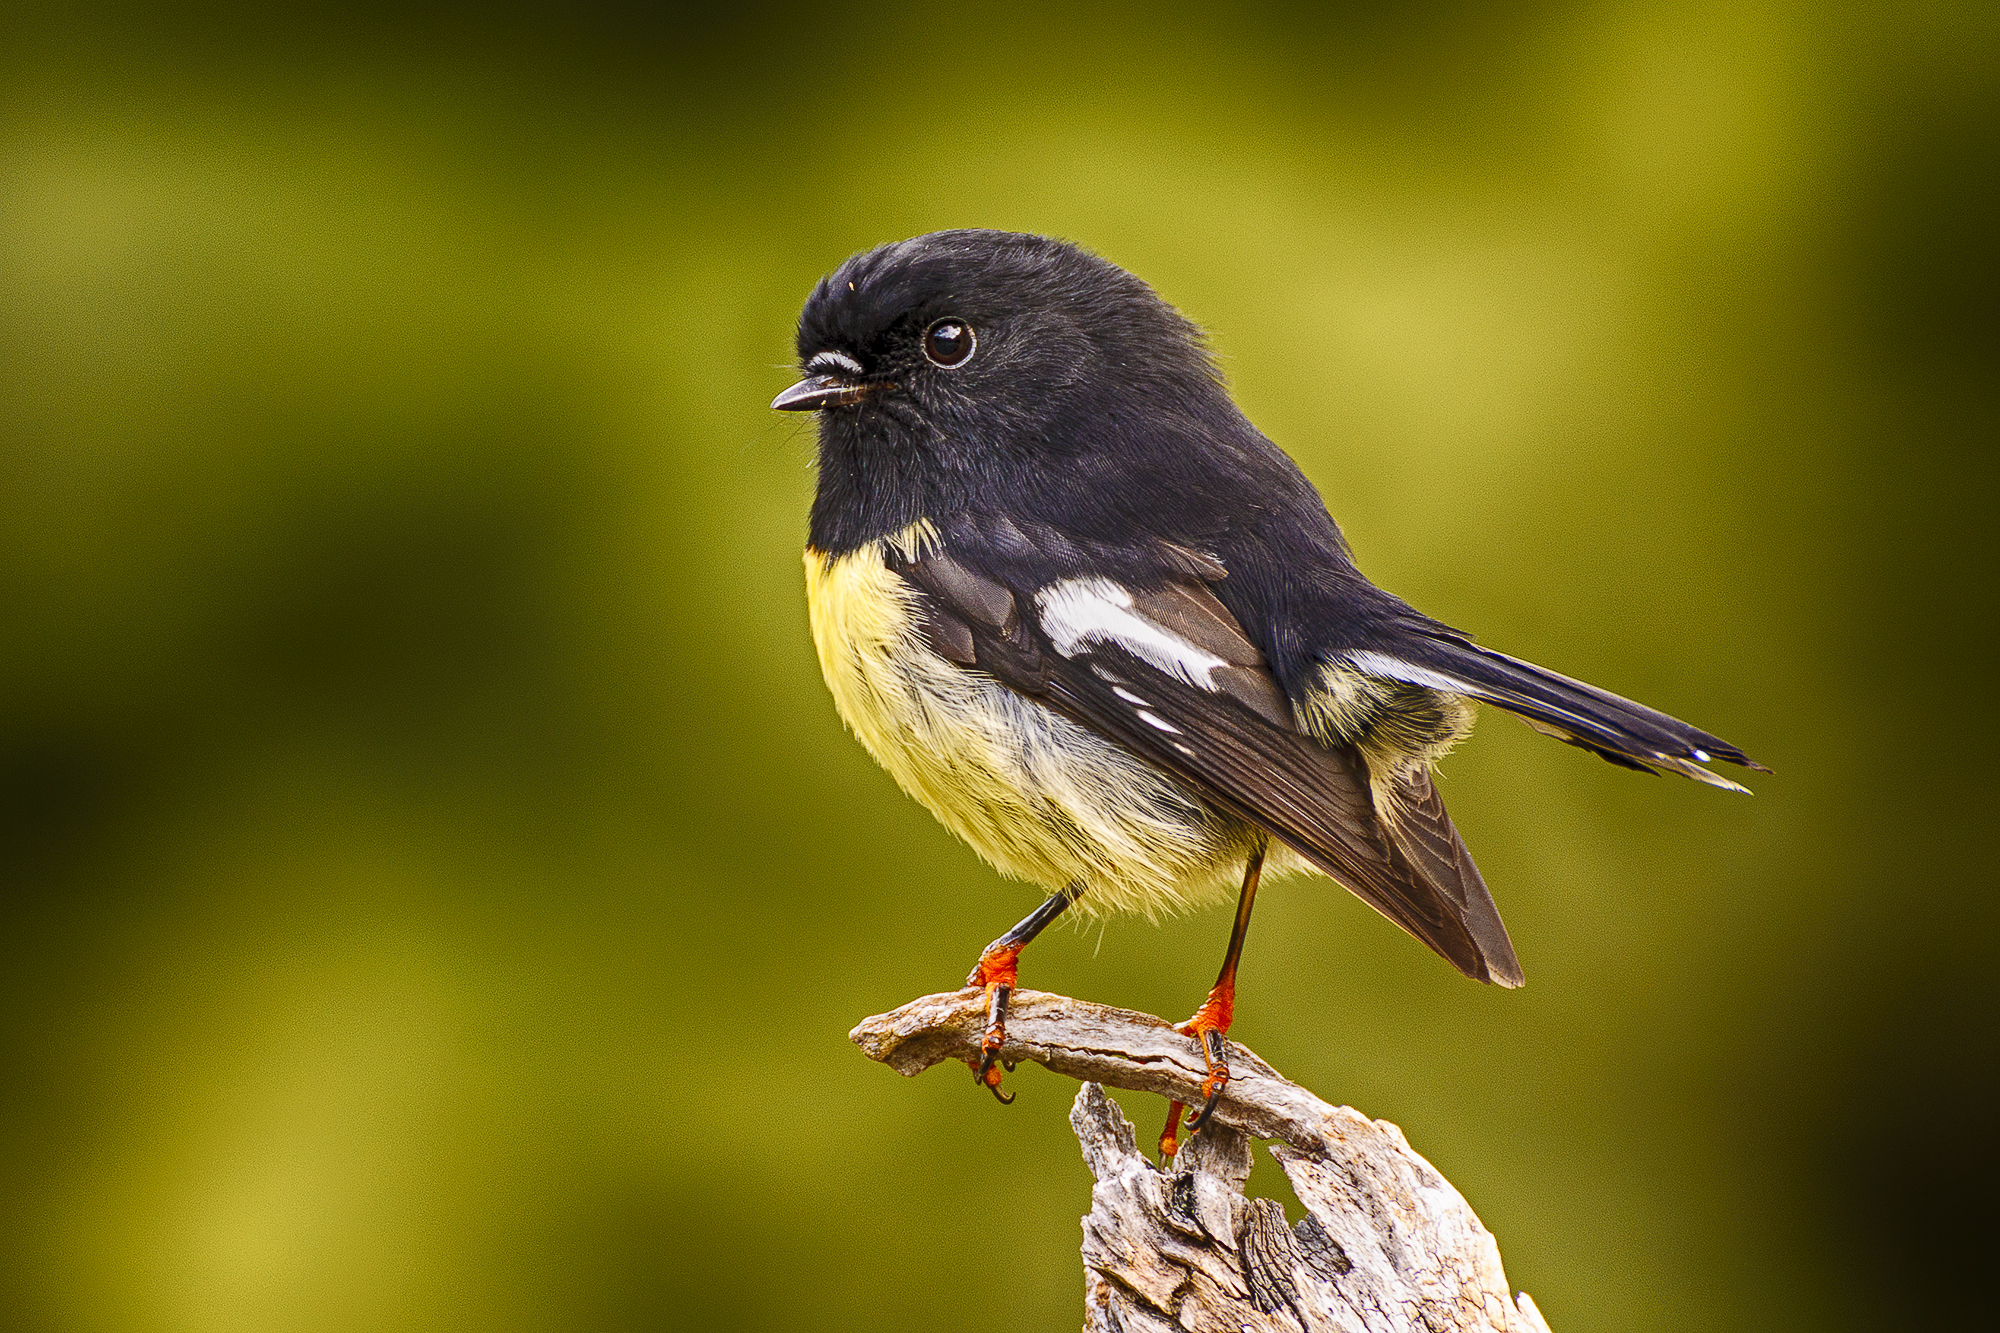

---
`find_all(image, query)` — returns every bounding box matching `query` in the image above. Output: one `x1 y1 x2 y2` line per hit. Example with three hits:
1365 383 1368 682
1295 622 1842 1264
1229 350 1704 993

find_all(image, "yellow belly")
804 523 1272 918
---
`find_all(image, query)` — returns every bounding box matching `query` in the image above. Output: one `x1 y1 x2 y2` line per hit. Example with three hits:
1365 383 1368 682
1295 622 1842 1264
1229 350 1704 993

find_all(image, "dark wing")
888 534 1523 987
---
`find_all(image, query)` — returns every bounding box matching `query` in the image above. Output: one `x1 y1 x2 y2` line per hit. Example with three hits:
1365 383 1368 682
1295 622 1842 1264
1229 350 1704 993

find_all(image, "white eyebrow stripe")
807 350 864 376
1345 650 1477 695
1035 577 1227 690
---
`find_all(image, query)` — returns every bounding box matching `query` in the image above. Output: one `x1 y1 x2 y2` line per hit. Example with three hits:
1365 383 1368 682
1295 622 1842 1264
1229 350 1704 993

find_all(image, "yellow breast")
803 523 1267 918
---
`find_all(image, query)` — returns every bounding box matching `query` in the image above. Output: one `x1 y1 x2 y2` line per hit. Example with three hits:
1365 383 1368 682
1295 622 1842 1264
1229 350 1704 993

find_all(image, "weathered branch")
852 989 1552 1333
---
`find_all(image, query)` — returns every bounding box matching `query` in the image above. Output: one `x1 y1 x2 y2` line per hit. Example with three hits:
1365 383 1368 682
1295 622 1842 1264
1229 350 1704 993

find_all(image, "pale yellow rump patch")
1296 661 1477 829
804 523 1290 919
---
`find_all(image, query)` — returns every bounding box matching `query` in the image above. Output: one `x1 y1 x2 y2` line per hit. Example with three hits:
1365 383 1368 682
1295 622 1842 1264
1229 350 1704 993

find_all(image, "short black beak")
770 375 882 411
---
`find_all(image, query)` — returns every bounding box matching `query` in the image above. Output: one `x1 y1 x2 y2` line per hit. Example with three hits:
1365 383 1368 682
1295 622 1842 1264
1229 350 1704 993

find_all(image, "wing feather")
888 539 1523 986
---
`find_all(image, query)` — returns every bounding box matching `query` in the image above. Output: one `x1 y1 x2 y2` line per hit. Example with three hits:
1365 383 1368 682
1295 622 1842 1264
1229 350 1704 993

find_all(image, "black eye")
923 318 975 368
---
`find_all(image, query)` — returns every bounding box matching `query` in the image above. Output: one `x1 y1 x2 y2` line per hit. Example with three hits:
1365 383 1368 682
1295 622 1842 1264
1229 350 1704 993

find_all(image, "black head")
780 230 1254 554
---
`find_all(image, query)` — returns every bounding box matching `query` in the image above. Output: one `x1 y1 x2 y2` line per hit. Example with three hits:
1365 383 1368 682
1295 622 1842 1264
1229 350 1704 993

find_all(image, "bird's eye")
923 318 975 368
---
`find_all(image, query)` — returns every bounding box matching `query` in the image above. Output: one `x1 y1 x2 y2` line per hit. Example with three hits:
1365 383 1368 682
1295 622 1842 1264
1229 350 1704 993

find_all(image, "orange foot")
964 944 1023 1104
1158 984 1234 1163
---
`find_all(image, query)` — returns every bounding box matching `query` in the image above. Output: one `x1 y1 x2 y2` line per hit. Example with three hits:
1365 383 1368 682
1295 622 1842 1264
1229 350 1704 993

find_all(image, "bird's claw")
1158 1102 1185 1163
975 1057 1015 1105
1185 1028 1230 1134
1160 1021 1232 1160
968 980 1016 1104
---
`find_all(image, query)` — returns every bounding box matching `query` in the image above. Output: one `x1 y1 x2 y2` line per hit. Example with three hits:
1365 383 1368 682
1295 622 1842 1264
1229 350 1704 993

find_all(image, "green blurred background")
3 3 1993 1330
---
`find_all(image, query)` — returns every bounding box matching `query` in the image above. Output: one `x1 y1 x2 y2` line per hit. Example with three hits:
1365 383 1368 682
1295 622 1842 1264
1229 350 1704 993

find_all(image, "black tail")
1357 634 1766 791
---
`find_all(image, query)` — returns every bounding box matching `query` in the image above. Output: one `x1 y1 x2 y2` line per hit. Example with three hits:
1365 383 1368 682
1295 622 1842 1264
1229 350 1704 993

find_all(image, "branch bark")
852 989 1552 1333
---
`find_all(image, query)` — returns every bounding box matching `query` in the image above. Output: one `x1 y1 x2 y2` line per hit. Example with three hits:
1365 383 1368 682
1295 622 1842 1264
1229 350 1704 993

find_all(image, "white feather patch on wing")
805 535 1292 920
1036 578 1227 689
1345 649 1478 695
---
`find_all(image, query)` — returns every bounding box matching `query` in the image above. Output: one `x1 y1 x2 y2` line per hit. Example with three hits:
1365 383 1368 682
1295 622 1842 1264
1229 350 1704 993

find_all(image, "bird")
772 229 1761 1158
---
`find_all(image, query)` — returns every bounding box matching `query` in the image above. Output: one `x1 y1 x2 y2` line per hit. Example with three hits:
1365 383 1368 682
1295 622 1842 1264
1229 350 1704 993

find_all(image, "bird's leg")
964 883 1082 1103
1161 837 1267 1162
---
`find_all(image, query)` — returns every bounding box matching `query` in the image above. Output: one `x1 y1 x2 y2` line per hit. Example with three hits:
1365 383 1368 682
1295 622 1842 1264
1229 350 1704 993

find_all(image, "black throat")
807 408 968 555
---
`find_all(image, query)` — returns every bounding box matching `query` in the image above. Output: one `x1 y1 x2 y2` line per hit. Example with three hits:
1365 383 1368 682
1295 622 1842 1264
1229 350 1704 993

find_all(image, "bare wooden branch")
852 989 1552 1333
